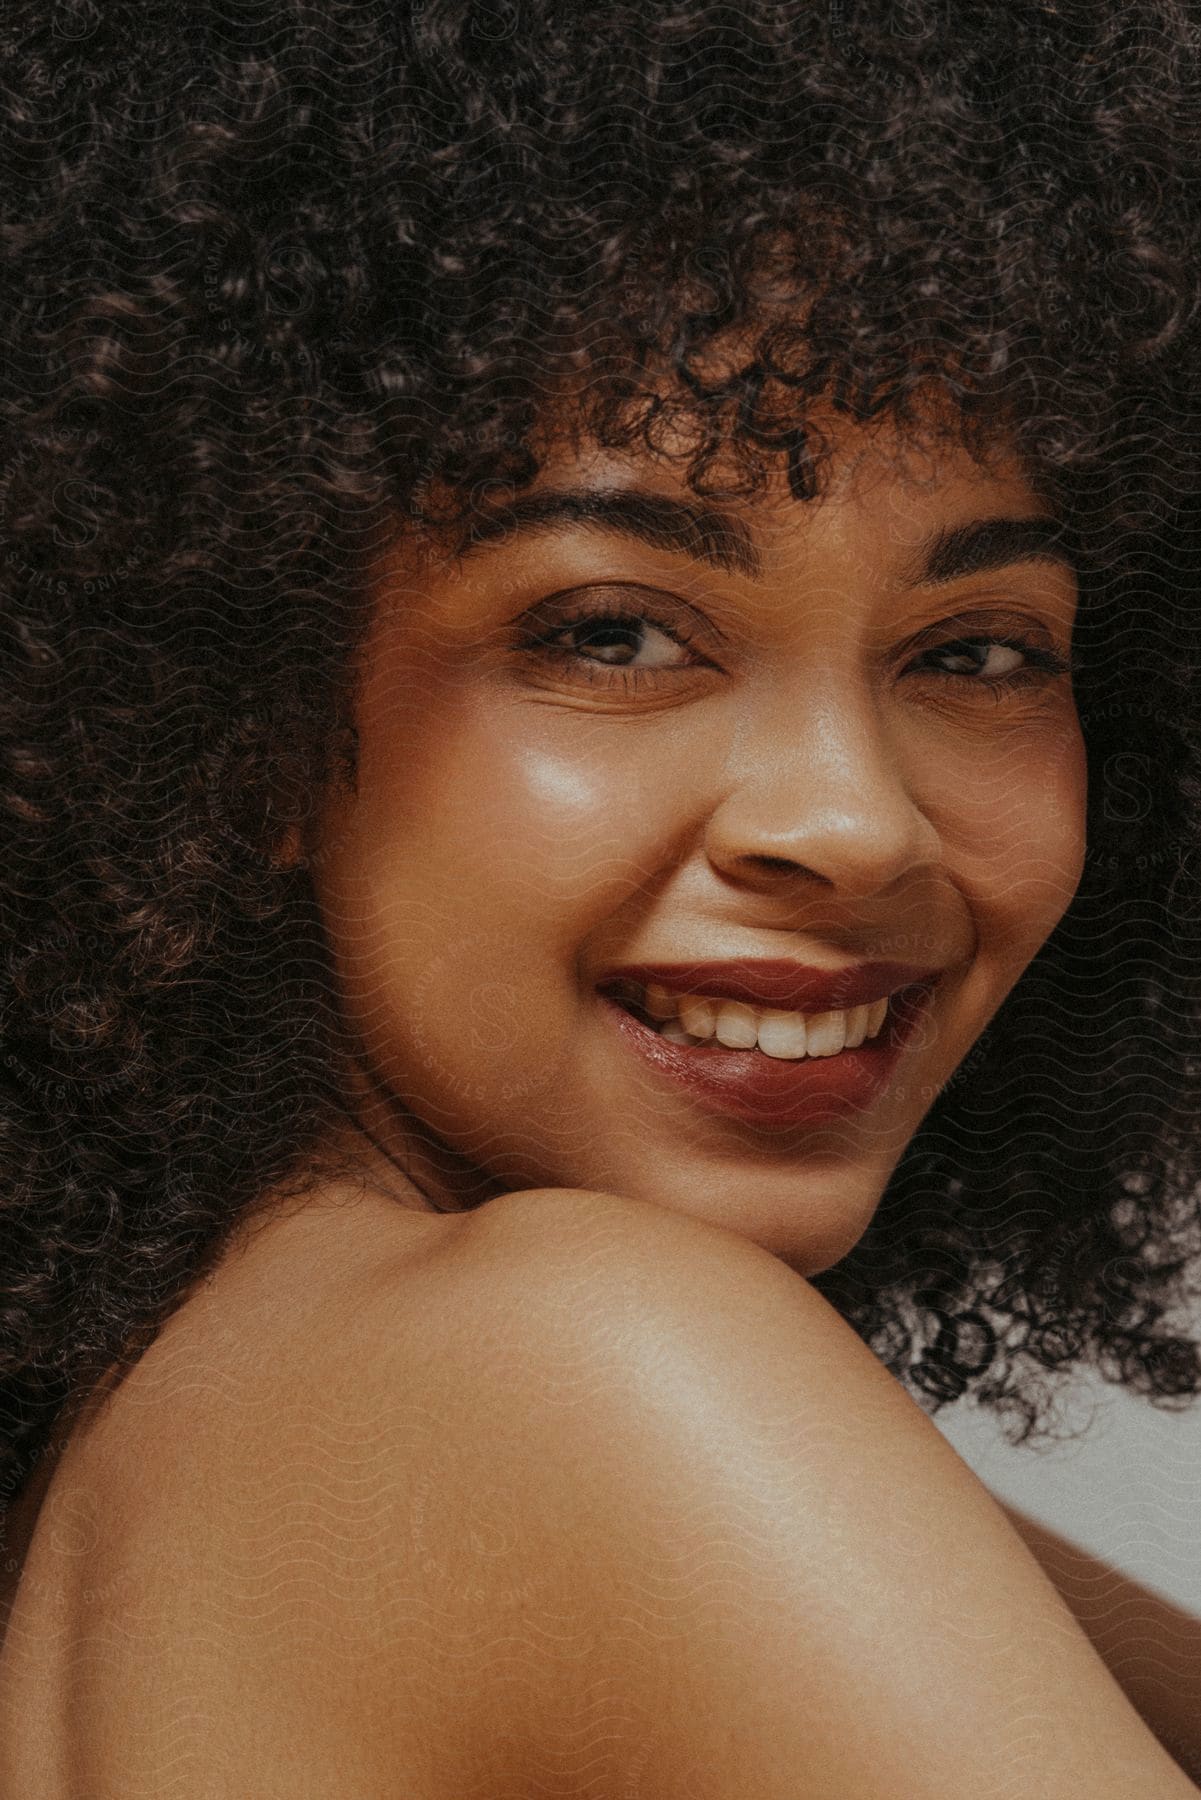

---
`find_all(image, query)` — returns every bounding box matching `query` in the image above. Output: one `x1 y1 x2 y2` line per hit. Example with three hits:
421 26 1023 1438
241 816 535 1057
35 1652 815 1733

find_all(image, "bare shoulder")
458 1179 882 1374
414 1180 895 1483
355 1185 1200 1800
47 1184 1197 1797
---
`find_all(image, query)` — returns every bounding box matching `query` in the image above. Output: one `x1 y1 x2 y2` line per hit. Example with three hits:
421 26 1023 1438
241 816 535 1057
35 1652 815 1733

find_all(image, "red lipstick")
596 961 943 1130
596 959 938 1014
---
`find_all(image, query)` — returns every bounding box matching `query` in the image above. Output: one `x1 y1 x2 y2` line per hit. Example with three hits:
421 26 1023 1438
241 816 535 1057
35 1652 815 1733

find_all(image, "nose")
702 681 943 900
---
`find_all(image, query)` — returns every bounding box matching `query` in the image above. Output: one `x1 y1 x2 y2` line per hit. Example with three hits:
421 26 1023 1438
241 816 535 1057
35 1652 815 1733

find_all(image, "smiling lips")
597 959 940 1060
596 959 943 1125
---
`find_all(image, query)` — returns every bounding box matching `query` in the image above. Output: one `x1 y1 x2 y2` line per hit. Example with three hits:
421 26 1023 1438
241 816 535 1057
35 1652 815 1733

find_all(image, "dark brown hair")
3 0 1201 1506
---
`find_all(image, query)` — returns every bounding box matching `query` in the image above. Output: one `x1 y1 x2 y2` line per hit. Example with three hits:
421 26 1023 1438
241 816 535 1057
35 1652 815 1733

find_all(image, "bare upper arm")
999 1501 1201 1785
363 1185 1201 1799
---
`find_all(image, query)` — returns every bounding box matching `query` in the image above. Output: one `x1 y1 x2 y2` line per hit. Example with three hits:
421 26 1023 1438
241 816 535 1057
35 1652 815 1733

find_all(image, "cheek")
320 672 709 999
935 712 1088 960
386 698 699 904
314 682 714 1119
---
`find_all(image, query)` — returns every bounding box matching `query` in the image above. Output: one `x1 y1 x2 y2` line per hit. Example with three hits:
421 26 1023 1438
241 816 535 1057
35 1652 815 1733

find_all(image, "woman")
2 0 1200 1792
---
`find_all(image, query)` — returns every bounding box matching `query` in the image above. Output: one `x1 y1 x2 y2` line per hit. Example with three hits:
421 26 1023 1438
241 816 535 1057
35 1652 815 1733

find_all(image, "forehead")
448 403 1053 587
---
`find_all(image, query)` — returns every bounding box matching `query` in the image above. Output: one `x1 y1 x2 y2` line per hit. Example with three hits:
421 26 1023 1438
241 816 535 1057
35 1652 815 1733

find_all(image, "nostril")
749 854 808 876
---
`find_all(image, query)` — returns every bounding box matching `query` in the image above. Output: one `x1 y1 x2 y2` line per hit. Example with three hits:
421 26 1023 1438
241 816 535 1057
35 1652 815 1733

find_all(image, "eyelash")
519 598 1072 695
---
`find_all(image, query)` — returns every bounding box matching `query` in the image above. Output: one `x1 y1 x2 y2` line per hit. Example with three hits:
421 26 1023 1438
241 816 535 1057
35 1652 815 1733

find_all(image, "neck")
329 1054 508 1215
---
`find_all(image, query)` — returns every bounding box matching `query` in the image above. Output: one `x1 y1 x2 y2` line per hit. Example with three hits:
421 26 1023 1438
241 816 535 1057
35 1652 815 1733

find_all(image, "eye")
909 633 1071 691
515 588 718 684
544 611 691 668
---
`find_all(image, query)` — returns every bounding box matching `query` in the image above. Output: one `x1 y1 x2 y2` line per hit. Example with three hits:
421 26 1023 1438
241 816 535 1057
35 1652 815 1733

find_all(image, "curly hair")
2 0 1201 1508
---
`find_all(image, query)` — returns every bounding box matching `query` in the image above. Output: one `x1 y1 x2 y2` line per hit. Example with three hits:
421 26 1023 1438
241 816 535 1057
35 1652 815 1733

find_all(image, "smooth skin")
3 414 1197 1795
3 1173 1195 1797
311 412 1087 1274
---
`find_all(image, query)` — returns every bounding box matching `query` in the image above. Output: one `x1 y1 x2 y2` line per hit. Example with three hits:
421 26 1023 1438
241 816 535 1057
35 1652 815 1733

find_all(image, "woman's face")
308 415 1085 1274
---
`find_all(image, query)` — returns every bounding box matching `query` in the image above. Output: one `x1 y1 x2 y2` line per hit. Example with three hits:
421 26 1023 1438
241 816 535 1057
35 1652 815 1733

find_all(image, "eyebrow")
914 515 1077 585
455 487 1077 585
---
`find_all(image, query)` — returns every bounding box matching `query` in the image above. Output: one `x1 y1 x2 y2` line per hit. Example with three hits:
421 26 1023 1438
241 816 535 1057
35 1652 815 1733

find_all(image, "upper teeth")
629 983 891 1059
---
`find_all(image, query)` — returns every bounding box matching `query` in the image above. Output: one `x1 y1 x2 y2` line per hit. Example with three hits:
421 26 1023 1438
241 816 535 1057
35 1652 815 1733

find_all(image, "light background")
934 1336 1201 1614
